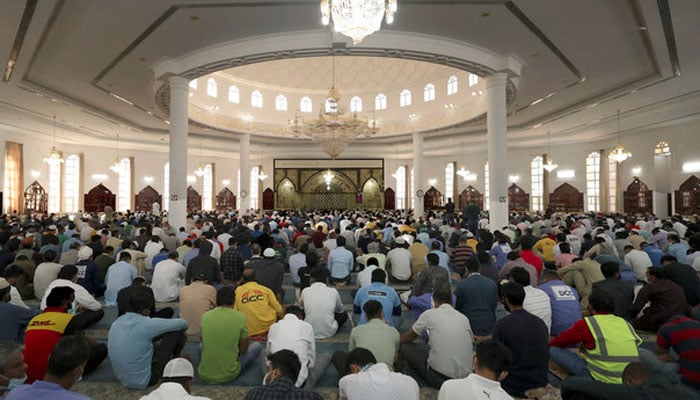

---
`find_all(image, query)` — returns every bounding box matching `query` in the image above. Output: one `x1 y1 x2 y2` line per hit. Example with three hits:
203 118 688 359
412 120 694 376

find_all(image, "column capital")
169 76 190 90
486 72 508 89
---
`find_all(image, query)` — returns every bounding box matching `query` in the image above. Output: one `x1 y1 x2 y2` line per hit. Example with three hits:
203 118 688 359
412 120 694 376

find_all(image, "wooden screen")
134 185 162 212
675 175 700 215
187 186 201 212
384 188 395 210
424 186 443 211
508 183 529 212
216 188 236 210
623 177 653 215
84 183 116 213
549 183 584 213
458 185 483 210
24 181 47 214
262 188 275 210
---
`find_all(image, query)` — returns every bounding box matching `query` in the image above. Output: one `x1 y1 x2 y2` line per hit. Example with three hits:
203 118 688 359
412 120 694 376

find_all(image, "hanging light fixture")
543 131 559 172
323 169 335 191
194 142 206 177
109 134 121 173
258 147 268 181
321 0 397 45
610 109 632 163
457 141 470 180
43 115 64 165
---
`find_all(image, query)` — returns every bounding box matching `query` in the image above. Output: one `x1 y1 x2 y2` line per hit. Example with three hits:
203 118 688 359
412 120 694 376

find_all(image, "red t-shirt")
24 307 73 383
520 249 544 278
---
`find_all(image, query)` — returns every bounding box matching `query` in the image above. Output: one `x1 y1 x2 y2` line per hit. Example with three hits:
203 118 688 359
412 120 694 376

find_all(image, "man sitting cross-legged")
339 347 419 400
299 268 347 339
244 350 323 400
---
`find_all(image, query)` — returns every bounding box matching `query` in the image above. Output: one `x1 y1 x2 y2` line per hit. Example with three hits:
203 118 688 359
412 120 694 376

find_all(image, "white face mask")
0 373 27 391
262 372 270 386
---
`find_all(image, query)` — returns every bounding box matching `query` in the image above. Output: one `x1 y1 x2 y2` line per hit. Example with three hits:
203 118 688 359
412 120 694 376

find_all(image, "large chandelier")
194 142 206 177
43 115 64 165
289 58 379 158
543 132 558 172
109 133 121 173
321 0 397 45
610 109 631 163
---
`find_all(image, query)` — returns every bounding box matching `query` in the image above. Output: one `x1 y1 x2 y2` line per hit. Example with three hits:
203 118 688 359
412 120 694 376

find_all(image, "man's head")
118 251 132 262
2 265 23 287
160 357 195 393
284 305 305 320
588 288 615 314
216 286 236 307
660 254 677 266
506 251 520 261
600 261 620 279
309 267 327 284
509 267 530 287
128 285 154 316
366 257 379 267
58 265 79 282
465 258 480 274
472 340 512 382
336 236 346 248
251 243 262 256
499 282 525 311
370 268 386 284
646 266 665 283
46 286 75 311
345 347 377 374
45 335 90 389
622 362 653 386
264 350 301 385
431 276 452 307
0 340 26 388
426 253 439 267
241 268 256 283
362 299 384 321
541 268 559 283
168 251 178 260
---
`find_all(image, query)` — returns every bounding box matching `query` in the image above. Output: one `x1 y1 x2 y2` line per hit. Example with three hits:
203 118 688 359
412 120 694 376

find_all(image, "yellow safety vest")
584 314 642 383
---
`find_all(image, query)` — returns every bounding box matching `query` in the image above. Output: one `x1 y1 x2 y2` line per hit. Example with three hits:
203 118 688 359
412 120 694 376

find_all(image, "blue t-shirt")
353 282 401 327
538 279 581 336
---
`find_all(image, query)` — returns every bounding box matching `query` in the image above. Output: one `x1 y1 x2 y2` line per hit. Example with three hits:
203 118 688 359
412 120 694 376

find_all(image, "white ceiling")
1 0 699 158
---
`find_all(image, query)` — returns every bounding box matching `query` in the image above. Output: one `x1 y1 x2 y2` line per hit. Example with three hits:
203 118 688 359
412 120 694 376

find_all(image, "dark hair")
336 236 346 247
600 261 619 278
43 249 57 262
284 305 305 320
465 258 480 273
216 286 236 306
268 349 301 381
660 255 677 264
519 235 536 250
119 252 132 261
510 267 530 286
228 237 238 246
432 276 452 305
647 266 665 279
622 362 653 384
168 251 179 260
2 265 23 279
299 243 309 254
310 267 327 283
345 347 377 371
58 265 79 280
363 299 383 320
541 268 559 281
559 242 571 254
371 268 386 283
103 246 114 254
588 288 615 313
366 257 379 267
46 335 91 377
475 340 512 376
506 251 520 261
128 285 154 313
426 253 439 266
46 286 75 308
500 282 525 306
132 276 147 286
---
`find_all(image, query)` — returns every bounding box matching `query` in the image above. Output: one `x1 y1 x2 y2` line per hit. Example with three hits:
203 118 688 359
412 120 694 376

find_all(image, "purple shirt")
6 380 92 400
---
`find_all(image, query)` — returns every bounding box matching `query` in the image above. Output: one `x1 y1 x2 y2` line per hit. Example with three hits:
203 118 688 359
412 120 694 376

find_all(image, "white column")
487 72 509 231
413 132 424 218
168 76 189 232
239 133 250 212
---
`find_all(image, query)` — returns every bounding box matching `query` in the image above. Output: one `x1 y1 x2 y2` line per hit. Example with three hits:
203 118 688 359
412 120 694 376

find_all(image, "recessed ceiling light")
190 16 199 21
482 12 491 17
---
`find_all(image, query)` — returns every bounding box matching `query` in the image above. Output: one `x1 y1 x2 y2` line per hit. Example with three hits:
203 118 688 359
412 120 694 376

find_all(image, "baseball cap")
263 248 276 258
162 357 194 378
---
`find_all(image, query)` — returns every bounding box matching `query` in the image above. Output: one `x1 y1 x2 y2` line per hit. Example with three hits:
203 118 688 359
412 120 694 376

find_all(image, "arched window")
375 94 387 111
445 163 454 200
228 86 240 103
400 89 412 107
654 141 671 156
163 163 169 211
275 94 287 111
586 152 601 212
608 155 618 212
251 90 263 108
468 73 479 87
350 96 363 113
206 78 217 97
249 166 259 209
410 167 415 209
117 158 132 211
395 166 406 210
189 79 197 90
203 164 213 210
531 156 543 211
424 83 435 102
300 97 313 113
63 154 80 213
447 75 458 95
49 157 63 213
484 162 490 211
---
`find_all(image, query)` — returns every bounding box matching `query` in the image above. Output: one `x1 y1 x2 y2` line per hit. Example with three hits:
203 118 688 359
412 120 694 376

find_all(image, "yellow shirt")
233 281 283 336
534 237 557 262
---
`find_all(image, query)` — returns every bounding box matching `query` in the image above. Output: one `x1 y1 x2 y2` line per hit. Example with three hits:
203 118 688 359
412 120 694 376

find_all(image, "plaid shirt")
244 376 323 400
220 247 244 282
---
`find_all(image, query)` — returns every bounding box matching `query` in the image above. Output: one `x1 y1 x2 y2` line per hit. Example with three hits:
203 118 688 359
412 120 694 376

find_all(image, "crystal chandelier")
289 58 379 158
257 148 268 181
43 115 64 165
610 109 631 163
194 142 206 177
109 134 121 173
543 132 558 172
321 0 397 45
323 169 334 190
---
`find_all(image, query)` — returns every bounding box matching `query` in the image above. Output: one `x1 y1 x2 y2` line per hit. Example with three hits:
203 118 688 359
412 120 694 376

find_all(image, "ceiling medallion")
321 0 397 45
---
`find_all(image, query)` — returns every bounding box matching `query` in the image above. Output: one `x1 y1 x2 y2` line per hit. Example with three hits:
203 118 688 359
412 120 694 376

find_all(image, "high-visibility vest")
584 314 642 383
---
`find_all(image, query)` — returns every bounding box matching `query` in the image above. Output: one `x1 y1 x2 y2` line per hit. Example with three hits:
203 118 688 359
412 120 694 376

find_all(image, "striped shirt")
523 286 552 334
657 316 700 389
450 244 475 268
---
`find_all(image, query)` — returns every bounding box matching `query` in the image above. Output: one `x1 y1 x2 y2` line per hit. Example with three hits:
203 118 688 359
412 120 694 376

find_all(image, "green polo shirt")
349 318 400 369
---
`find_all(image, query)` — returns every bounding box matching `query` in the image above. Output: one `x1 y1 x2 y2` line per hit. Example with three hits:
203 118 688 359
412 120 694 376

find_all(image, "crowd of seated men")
0 206 700 400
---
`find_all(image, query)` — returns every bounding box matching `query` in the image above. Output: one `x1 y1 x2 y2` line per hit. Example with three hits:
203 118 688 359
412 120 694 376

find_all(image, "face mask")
0 373 26 391
262 372 270 386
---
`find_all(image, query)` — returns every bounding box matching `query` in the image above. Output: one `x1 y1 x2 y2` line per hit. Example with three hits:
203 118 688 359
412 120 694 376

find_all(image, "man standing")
454 258 498 340
151 251 186 303
399 277 473 389
327 236 354 286
104 252 138 306
339 348 419 400
234 269 283 338
299 268 347 339
353 269 401 327
438 340 514 400
108 285 188 389
198 286 262 384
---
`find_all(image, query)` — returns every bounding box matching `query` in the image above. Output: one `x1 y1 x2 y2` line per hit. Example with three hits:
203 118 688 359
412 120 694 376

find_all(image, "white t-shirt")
151 259 186 302
339 363 419 400
299 282 345 339
386 248 412 280
438 373 513 400
267 314 316 387
523 285 552 334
